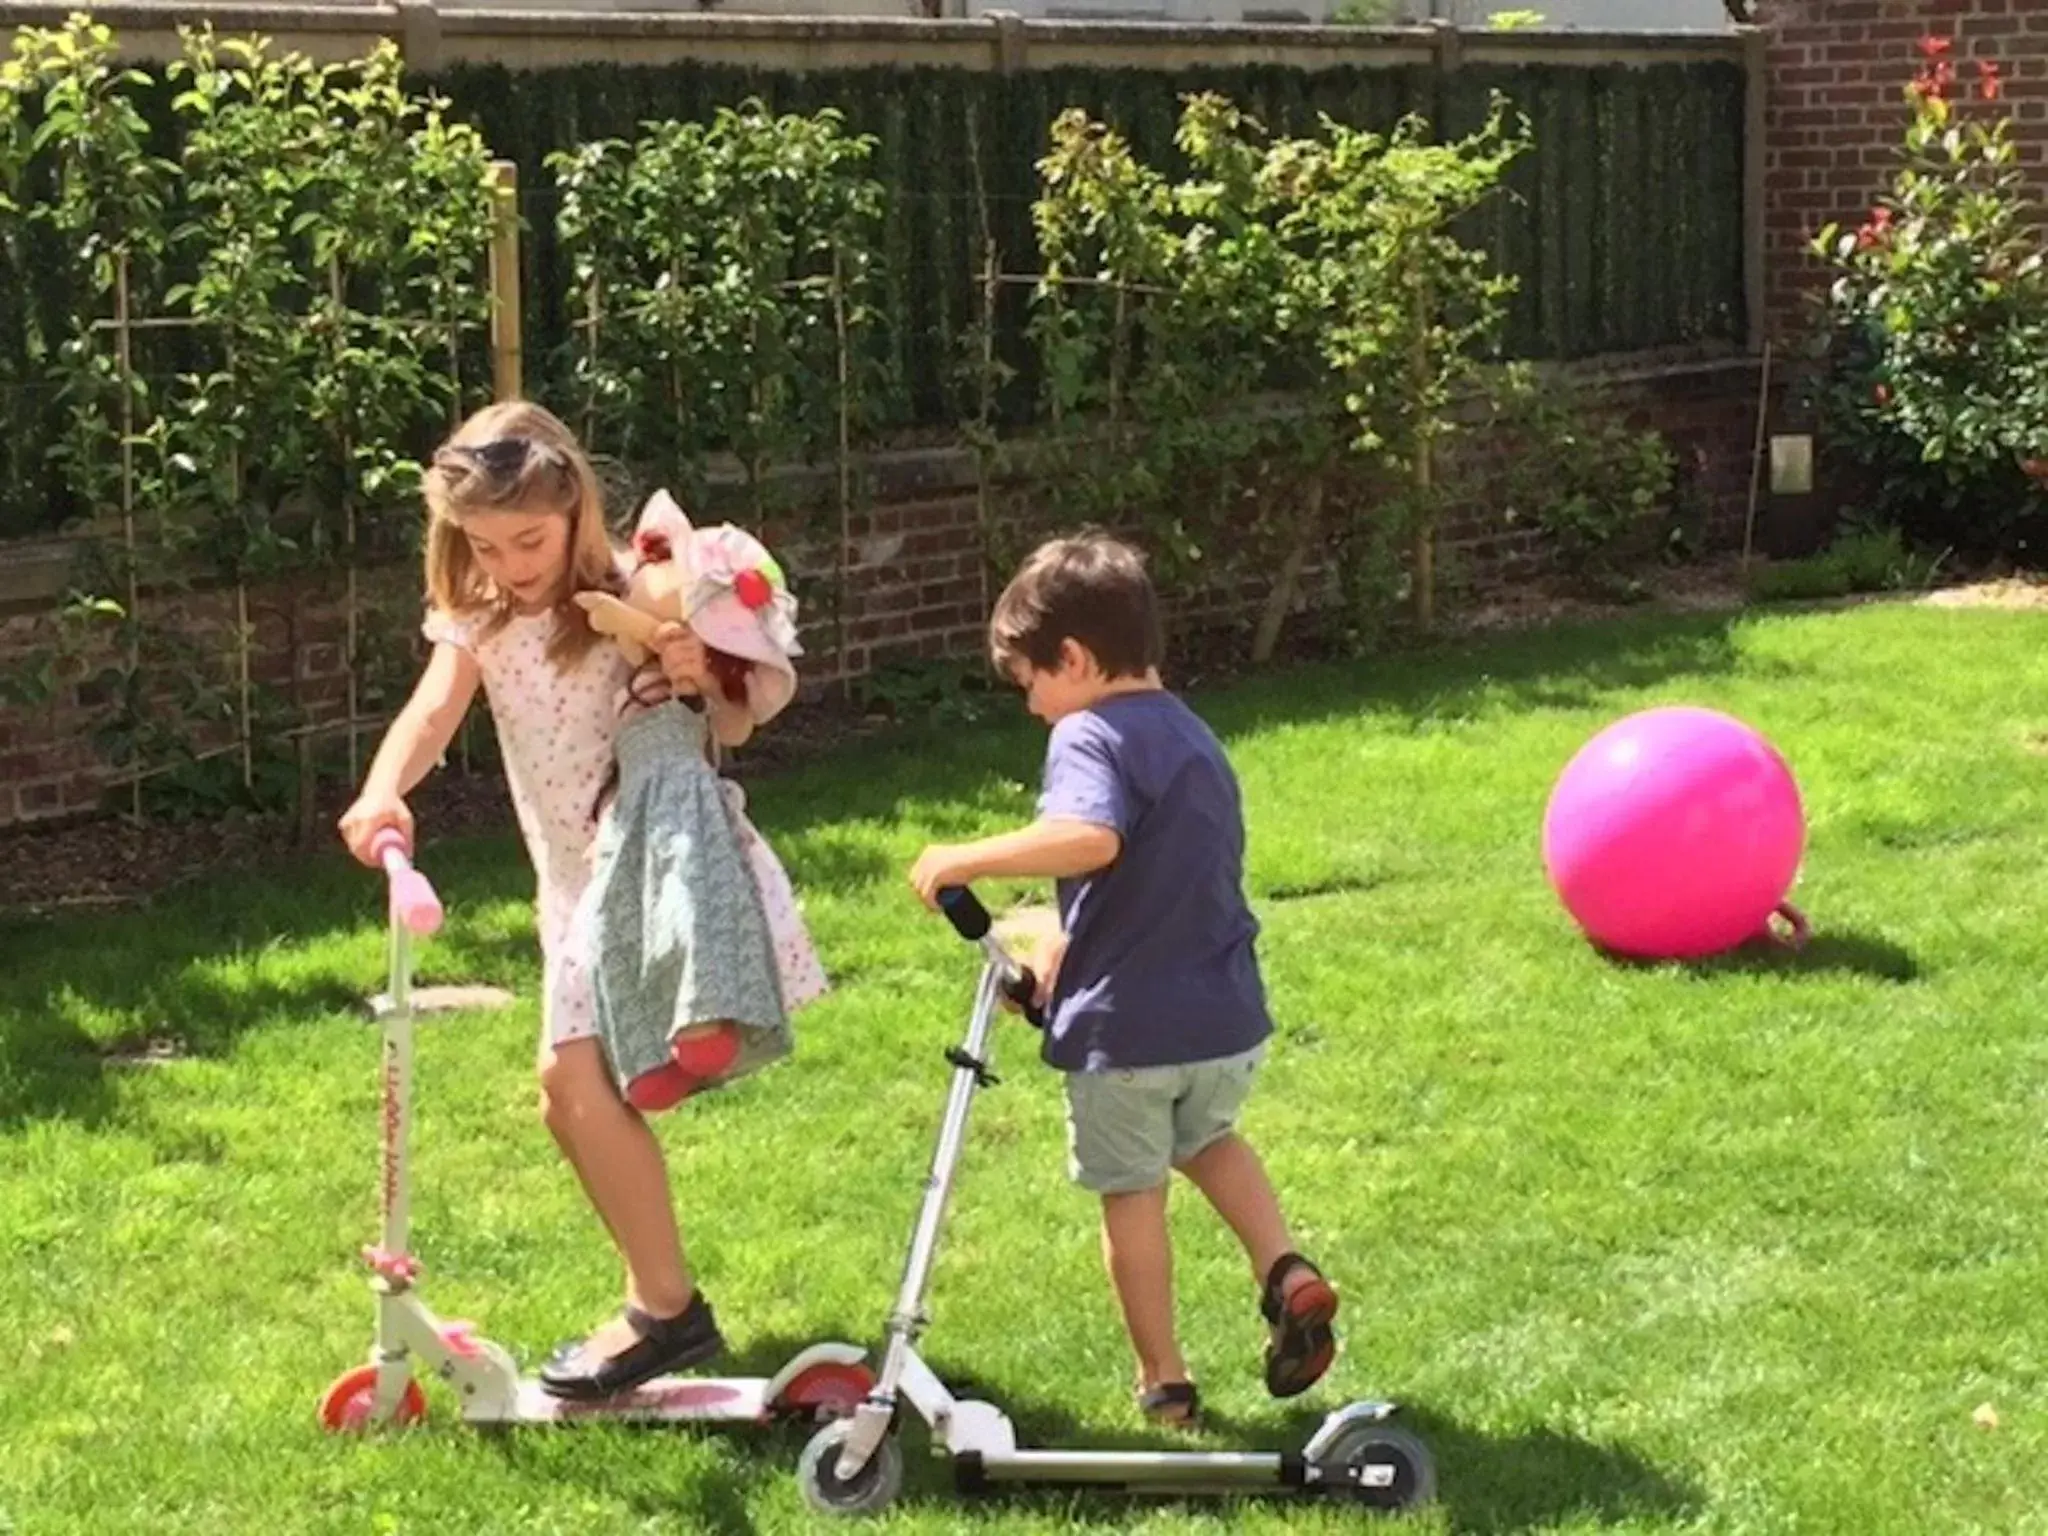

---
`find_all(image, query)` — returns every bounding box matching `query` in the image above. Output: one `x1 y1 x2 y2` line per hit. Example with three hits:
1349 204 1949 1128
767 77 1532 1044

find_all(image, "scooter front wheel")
319 1365 427 1433
797 1419 903 1517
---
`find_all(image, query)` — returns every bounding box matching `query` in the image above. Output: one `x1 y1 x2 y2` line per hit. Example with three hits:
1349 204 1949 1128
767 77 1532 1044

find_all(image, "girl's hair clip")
434 436 567 483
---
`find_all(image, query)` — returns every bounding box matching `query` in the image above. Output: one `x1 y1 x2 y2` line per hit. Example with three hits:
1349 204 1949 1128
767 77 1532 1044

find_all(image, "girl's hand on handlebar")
339 792 413 868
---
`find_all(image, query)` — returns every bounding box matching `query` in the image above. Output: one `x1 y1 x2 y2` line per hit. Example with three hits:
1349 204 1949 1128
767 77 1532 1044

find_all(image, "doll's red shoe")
625 1062 695 1112
623 1025 742 1113
670 1023 741 1080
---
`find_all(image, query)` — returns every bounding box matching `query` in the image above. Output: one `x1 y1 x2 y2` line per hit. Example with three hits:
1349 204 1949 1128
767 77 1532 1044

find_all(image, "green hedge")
428 60 1743 424
0 56 1745 539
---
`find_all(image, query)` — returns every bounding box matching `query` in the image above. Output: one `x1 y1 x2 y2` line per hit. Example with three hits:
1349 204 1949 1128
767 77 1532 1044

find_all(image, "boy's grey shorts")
1063 1044 1266 1194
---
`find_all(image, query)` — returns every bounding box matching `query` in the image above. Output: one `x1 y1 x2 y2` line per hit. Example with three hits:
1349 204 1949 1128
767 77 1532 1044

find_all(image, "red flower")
1857 209 1890 248
1978 61 2002 102
1911 55 1956 103
635 529 673 564
1917 34 1952 60
1857 205 1895 250
733 569 773 610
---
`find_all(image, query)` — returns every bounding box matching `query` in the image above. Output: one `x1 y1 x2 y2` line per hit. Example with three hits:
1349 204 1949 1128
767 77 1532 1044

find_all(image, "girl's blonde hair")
423 399 617 667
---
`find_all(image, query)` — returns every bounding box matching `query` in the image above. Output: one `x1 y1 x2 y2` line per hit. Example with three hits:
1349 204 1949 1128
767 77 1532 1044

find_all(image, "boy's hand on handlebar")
910 844 980 910
1025 931 1067 1010
338 792 413 868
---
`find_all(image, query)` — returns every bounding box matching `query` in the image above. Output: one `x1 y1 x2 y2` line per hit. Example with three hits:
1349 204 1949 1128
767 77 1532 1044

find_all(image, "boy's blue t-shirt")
1036 689 1273 1073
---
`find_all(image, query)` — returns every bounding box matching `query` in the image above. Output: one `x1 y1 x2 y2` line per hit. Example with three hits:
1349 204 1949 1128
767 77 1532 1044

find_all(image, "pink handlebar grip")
372 832 443 937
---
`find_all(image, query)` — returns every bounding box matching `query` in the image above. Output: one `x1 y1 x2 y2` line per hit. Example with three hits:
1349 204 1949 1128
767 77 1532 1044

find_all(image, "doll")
571 491 825 1111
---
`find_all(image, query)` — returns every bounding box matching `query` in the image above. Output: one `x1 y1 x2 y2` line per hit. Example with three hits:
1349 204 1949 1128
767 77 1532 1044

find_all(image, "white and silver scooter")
794 885 1436 1516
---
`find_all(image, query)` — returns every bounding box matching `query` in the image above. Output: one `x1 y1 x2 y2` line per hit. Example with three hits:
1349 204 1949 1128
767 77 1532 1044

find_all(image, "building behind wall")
949 0 1731 25
457 0 1734 28
1384 0 1730 27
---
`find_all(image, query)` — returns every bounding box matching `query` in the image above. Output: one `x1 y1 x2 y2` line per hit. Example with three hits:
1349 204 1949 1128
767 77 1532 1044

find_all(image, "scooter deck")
506 1375 779 1425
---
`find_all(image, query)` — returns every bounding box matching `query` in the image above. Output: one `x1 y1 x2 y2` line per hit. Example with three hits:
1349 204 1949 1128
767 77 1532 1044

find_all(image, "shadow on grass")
0 608 1758 1133
556 1353 1701 1533
487 1331 1698 1533
0 925 368 1131
1602 928 1921 985
0 835 547 1131
912 1389 1700 1533
1395 1403 1703 1534
473 1328 877 1536
1694 929 1920 984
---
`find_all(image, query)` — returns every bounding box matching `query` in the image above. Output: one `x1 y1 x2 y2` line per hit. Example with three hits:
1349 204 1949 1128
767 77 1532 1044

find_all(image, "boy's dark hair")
989 529 1163 680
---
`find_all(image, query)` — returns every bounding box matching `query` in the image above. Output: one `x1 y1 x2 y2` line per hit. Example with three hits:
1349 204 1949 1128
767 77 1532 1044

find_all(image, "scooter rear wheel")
319 1365 428 1433
1315 1421 1436 1510
797 1419 904 1517
777 1361 876 1419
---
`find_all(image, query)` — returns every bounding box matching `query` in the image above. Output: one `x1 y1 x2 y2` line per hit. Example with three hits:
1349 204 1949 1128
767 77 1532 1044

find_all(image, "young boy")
908 530 1339 1427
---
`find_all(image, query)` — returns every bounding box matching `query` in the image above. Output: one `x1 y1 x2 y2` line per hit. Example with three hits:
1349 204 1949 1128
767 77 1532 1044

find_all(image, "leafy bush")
1810 33 2048 559
1495 385 1676 580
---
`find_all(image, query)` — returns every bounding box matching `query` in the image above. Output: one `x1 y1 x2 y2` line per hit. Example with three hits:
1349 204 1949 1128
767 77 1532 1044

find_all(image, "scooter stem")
377 858 419 1274
874 960 1006 1385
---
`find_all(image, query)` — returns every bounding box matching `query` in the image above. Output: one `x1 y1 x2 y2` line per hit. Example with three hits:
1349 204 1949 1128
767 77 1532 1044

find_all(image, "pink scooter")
319 832 873 1433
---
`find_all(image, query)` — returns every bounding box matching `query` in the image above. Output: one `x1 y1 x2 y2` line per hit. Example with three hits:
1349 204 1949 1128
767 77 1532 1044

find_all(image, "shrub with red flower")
1810 34 2048 556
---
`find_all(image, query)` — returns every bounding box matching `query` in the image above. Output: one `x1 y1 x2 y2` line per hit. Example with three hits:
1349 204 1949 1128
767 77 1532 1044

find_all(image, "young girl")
573 489 827 1112
338 400 740 1400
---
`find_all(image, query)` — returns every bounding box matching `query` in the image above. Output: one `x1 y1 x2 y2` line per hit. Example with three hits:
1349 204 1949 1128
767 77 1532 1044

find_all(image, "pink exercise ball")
1541 706 1805 960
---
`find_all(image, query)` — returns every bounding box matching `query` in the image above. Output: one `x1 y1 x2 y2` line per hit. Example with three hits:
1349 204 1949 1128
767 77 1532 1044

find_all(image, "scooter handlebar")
371 829 444 938
936 885 993 941
1002 973 1048 1032
936 885 1047 1029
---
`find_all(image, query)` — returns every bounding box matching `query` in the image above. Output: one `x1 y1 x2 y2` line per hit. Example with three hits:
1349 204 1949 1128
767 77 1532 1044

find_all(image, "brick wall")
1761 0 2048 345
0 575 423 826
0 358 1764 832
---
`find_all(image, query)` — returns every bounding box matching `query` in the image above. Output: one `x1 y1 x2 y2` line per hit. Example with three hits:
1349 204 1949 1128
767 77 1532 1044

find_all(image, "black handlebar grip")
937 885 992 942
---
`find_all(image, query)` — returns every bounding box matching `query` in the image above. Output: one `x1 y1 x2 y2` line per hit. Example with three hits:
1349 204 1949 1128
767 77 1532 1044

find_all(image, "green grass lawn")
5 599 2048 1534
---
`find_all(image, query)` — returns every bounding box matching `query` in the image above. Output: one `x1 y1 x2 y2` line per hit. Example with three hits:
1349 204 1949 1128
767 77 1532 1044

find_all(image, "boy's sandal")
1260 1252 1340 1399
538 1293 726 1401
1137 1381 1201 1427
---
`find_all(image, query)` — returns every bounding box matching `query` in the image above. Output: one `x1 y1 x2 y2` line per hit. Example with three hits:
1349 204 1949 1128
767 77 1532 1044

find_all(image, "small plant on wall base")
1747 513 1946 604
1494 380 1676 596
1330 0 1403 24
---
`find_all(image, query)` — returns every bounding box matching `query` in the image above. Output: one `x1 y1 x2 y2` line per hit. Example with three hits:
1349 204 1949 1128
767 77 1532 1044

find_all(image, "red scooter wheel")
319 1365 428 1432
775 1361 875 1418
